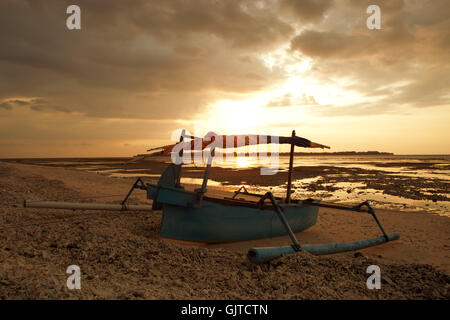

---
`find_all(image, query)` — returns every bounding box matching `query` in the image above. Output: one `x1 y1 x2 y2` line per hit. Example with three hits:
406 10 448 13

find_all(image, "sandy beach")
0 161 448 299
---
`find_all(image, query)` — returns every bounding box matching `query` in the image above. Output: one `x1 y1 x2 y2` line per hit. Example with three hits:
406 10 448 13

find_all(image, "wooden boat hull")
159 200 318 243
148 183 318 243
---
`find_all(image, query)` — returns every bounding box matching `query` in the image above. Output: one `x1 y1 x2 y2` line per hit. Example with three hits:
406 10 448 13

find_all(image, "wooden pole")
201 146 215 193
286 130 295 203
175 129 185 187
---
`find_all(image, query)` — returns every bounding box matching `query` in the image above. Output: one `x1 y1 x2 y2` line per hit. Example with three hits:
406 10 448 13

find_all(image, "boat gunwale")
147 183 317 210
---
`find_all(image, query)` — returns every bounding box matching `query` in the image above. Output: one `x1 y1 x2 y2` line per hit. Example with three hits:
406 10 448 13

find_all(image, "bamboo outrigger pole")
24 200 154 211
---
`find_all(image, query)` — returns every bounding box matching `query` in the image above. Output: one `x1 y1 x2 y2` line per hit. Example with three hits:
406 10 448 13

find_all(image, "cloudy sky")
0 0 449 157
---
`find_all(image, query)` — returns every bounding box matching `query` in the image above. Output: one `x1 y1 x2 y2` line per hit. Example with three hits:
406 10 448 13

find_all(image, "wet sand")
0 161 448 299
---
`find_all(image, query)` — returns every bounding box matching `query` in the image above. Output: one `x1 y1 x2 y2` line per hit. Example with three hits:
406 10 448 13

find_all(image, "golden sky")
0 0 449 157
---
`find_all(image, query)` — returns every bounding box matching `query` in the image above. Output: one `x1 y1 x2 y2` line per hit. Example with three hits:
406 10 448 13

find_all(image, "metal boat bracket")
353 200 389 241
258 191 302 252
121 177 147 207
232 185 250 199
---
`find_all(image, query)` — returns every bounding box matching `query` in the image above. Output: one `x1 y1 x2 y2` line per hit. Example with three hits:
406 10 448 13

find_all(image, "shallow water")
177 155 450 216
232 179 450 217
212 154 450 180
23 155 450 216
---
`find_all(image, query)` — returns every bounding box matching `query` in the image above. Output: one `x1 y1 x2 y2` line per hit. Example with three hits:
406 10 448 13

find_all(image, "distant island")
212 150 395 157
280 151 395 156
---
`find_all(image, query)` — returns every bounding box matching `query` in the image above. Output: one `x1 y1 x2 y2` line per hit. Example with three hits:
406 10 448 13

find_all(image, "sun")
203 99 264 133
235 156 251 168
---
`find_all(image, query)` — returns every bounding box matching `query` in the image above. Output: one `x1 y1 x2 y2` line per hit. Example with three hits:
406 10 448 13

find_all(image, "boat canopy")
148 132 330 156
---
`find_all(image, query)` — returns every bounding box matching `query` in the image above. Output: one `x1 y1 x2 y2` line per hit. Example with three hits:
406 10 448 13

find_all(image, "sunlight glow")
201 99 265 133
235 156 252 168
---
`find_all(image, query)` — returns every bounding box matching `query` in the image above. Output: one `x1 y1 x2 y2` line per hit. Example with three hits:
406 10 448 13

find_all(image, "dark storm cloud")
0 0 449 156
0 0 294 120
279 0 334 23
29 104 72 113
290 0 450 114
291 0 450 62
0 98 72 113
82 0 294 49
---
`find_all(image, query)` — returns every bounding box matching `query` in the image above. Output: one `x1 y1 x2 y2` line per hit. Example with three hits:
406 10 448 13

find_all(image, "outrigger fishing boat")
24 130 400 263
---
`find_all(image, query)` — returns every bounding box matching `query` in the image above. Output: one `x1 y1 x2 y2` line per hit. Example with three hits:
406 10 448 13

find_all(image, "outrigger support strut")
258 191 302 252
232 186 251 199
353 200 389 241
121 177 147 206
248 196 400 264
302 199 391 241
